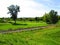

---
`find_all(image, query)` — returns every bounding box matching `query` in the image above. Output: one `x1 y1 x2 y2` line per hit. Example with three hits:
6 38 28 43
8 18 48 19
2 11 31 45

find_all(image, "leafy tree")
35 17 43 21
43 13 50 23
7 5 20 24
49 10 58 24
43 10 58 24
35 17 40 21
58 16 60 20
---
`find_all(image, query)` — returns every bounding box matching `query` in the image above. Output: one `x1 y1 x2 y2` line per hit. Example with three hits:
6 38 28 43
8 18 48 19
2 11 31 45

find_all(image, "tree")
49 10 58 24
43 13 50 24
7 5 20 24
35 17 40 21
43 10 58 24
58 15 60 20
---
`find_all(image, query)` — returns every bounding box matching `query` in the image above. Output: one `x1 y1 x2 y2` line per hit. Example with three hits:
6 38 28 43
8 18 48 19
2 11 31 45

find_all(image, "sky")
0 0 60 18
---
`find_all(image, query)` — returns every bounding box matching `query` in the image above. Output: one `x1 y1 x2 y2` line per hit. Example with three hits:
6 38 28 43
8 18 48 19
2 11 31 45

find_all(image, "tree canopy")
7 5 20 24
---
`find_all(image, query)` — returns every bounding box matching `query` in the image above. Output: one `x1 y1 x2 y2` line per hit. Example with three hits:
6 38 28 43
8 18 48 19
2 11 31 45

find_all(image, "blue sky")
0 0 60 17
34 0 60 10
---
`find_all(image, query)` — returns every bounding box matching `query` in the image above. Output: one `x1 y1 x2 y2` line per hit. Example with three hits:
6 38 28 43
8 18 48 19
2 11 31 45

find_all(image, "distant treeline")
0 17 43 22
0 15 60 22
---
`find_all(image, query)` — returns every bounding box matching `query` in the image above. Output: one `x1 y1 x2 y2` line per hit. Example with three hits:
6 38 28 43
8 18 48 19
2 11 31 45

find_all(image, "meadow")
0 21 60 45
0 21 48 30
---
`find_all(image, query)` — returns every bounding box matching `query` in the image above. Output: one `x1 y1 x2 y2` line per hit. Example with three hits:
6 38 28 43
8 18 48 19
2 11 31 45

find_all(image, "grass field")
0 23 60 45
0 21 48 30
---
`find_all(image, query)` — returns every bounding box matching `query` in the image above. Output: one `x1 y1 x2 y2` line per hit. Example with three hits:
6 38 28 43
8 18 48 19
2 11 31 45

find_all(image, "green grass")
0 24 60 45
0 21 48 30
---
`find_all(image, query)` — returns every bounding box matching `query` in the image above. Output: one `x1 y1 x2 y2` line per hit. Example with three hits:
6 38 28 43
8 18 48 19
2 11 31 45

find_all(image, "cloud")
0 0 49 18
19 0 48 17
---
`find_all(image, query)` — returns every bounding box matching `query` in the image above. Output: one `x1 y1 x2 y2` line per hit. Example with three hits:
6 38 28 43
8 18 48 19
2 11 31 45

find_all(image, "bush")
0 18 7 23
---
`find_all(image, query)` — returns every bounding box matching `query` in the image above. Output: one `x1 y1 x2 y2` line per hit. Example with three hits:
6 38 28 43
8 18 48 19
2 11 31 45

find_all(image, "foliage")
0 18 7 23
7 5 20 24
35 17 42 21
43 10 58 24
58 16 60 20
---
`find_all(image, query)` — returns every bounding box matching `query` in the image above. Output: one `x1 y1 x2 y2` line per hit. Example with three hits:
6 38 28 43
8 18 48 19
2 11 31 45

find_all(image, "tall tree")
49 10 58 24
7 5 20 24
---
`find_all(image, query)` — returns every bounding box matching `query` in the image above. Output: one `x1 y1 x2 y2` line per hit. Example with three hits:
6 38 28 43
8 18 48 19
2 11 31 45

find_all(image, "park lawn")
0 24 60 45
0 21 48 30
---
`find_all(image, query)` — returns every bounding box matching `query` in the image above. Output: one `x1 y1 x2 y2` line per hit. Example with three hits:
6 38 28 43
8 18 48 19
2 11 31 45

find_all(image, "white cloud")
0 0 49 18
